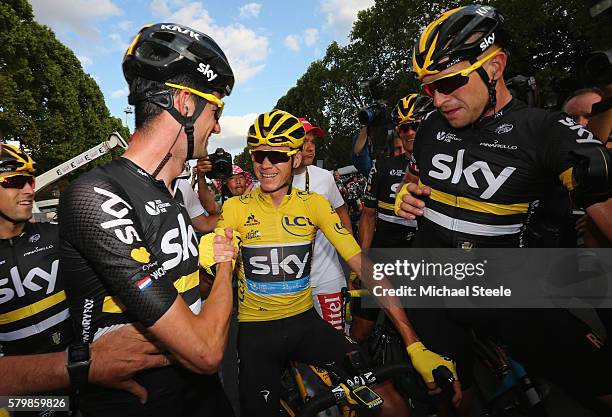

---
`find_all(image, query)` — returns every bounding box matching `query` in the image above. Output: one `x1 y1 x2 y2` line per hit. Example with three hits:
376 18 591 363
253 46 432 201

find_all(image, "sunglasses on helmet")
421 48 502 98
250 149 299 164
0 174 35 189
165 83 224 120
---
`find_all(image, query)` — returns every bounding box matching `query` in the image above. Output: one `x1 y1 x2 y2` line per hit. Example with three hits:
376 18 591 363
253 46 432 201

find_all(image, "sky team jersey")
58 157 201 413
364 155 418 230
413 99 604 247
0 223 72 357
217 187 361 322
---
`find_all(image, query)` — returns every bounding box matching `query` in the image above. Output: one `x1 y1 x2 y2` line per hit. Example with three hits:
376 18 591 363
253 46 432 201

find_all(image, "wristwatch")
67 342 91 393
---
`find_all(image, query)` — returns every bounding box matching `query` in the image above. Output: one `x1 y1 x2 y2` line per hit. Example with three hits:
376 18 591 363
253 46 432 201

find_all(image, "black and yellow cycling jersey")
58 157 202 415
0 222 72 357
217 187 361 322
364 155 417 247
413 99 604 248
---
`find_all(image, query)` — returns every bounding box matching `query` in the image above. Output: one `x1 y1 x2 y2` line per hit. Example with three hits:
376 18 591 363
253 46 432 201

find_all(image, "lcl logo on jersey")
0 260 59 305
282 216 314 237
96 187 142 244
428 149 516 199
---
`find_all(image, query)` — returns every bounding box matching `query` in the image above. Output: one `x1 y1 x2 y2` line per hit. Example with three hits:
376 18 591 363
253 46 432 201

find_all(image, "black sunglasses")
0 174 35 189
250 150 295 164
422 73 471 97
398 123 419 133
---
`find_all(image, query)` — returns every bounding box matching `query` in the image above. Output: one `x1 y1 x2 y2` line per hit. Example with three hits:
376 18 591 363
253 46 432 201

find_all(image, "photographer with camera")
196 147 234 214
352 77 390 176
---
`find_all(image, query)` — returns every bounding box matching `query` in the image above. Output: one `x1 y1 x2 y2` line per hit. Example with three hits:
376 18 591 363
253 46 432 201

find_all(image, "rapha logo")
197 63 219 82
479 33 495 51
436 131 462 142
145 200 171 216
495 123 513 134
136 169 149 178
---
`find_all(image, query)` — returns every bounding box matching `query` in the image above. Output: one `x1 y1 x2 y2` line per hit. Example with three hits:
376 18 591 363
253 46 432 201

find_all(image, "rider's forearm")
353 127 369 155
358 208 375 248
196 261 233 366
0 352 69 394
197 176 219 214
347 254 420 345
335 205 353 237
585 199 612 242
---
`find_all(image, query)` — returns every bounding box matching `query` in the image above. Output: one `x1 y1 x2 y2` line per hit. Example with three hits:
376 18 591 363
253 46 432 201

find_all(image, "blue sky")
29 0 375 155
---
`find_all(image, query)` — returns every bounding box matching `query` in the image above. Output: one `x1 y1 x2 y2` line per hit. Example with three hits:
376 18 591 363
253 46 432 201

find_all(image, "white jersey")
174 178 206 220
292 165 347 328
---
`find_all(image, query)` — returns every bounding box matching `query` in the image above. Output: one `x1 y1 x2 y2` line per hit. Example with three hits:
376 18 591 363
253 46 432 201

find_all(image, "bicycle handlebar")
295 362 413 417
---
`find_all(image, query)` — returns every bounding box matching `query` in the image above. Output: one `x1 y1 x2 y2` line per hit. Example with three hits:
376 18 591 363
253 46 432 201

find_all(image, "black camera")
358 77 388 126
507 75 538 106
207 148 233 179
584 49 612 86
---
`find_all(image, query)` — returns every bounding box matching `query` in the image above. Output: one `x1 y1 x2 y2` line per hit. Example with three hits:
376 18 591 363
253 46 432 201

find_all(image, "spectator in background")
563 87 603 127
174 177 218 233
196 156 221 215
293 117 353 330
221 165 252 199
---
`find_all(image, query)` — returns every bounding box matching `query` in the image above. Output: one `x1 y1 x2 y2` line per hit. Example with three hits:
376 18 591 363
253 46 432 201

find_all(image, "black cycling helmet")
412 5 505 80
391 94 434 126
123 23 234 96
122 23 235 174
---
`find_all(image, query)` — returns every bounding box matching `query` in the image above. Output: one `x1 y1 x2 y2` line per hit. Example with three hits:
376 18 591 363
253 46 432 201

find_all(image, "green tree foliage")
258 0 610 169
0 0 129 173
233 146 254 175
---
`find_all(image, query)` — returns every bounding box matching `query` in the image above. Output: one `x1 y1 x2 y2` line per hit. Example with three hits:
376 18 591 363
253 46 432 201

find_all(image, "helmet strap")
475 66 498 121
0 209 26 225
149 96 206 179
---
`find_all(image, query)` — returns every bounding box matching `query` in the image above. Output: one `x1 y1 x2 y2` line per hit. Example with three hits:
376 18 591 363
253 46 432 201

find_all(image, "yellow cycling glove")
198 230 241 275
394 183 411 216
406 342 458 383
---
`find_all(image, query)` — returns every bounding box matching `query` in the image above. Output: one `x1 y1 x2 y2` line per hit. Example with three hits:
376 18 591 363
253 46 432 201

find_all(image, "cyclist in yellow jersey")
205 110 460 416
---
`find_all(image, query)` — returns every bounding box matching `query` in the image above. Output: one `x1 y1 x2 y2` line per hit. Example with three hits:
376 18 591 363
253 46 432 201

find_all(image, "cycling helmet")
0 144 35 174
247 110 306 149
391 94 434 126
123 23 234 96
412 5 505 80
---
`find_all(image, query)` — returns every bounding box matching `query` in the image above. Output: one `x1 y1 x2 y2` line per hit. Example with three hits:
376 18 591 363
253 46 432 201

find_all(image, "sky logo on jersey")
96 187 141 244
558 117 600 144
281 216 314 237
136 275 153 291
428 149 516 199
243 244 312 295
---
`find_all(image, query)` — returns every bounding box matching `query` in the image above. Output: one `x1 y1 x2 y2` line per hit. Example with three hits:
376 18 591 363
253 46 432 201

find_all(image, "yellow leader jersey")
217 187 361 322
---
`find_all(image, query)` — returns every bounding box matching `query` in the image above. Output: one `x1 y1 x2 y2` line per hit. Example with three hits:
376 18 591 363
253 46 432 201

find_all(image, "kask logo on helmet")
160 24 201 41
